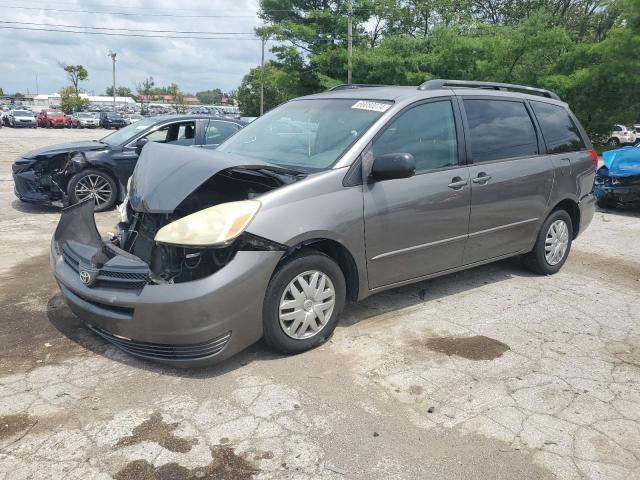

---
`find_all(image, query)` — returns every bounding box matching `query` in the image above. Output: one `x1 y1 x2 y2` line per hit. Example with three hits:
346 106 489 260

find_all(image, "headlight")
154 200 261 247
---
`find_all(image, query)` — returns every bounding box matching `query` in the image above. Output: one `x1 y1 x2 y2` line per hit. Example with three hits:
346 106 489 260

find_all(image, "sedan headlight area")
154 200 261 247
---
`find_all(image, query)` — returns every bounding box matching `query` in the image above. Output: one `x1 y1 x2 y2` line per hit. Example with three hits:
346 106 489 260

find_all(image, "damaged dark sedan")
12 115 244 211
51 82 596 367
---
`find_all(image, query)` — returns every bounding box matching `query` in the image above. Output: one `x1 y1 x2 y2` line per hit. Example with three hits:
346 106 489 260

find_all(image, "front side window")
218 98 391 172
372 100 458 173
144 121 197 146
530 101 586 154
464 99 538 162
205 120 240 145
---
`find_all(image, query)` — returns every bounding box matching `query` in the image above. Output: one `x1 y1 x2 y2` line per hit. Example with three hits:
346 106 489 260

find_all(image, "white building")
33 93 137 109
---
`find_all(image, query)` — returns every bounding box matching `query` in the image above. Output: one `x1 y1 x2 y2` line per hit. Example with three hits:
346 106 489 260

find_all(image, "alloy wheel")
545 219 569 266
279 270 336 340
74 174 113 208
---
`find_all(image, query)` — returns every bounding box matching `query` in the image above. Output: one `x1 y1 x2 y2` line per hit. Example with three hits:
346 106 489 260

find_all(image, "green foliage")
60 64 88 95
0 87 3 96
241 0 640 134
59 86 89 113
105 86 133 97
196 89 224 104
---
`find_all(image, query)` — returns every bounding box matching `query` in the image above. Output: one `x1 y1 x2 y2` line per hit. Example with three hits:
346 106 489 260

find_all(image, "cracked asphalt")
1 128 639 479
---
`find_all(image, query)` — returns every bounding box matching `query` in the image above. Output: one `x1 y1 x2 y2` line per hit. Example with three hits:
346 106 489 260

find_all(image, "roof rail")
329 84 384 91
418 79 561 100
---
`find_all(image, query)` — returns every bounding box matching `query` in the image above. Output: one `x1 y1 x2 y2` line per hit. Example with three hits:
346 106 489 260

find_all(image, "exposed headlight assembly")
154 200 261 247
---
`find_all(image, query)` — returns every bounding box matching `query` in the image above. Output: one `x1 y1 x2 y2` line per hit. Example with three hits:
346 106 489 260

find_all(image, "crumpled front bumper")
594 179 640 205
13 170 55 204
51 200 284 367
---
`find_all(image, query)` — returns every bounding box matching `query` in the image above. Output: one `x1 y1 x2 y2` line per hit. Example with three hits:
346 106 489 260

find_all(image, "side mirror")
135 137 149 155
370 153 416 181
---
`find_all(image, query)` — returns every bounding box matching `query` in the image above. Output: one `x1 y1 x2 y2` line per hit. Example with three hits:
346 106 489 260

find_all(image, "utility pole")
347 0 353 85
35 73 39 95
260 37 265 116
108 50 117 112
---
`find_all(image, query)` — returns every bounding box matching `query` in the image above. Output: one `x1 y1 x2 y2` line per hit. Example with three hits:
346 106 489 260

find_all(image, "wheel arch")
280 238 361 302
549 198 580 238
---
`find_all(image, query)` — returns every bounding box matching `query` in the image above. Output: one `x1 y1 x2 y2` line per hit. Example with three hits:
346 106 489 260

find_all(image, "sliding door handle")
472 173 492 184
448 178 468 190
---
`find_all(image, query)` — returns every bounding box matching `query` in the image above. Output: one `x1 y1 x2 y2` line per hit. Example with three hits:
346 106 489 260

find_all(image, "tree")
59 86 89 113
136 77 154 114
167 83 188 114
237 62 300 115
106 86 133 97
59 63 88 95
0 87 4 96
196 88 224 105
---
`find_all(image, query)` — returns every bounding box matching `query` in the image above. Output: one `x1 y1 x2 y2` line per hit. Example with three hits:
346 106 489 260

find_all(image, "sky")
0 0 268 96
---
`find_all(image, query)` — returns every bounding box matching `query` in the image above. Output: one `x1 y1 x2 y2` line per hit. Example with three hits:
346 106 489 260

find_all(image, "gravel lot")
1 127 639 480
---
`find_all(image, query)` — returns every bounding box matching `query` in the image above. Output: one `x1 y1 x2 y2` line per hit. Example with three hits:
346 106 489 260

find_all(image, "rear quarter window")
531 101 586 154
463 99 538 162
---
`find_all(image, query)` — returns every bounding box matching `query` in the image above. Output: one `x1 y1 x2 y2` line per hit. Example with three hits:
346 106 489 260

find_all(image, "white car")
72 112 100 128
607 124 637 146
126 114 143 124
9 109 37 128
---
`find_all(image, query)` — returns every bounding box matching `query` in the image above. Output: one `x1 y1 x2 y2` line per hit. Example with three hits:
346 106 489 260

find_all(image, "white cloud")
0 0 267 95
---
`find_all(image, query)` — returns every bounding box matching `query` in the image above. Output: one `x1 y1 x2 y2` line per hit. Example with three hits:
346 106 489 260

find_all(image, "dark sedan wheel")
523 209 573 275
263 251 346 354
68 169 117 212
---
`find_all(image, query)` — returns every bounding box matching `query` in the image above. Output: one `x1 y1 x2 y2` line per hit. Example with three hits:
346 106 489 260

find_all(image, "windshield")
13 110 33 116
107 112 123 118
100 117 158 146
48 111 63 116
76 113 91 118
218 98 391 171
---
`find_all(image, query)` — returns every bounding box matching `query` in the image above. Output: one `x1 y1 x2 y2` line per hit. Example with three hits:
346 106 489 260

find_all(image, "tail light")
588 149 598 170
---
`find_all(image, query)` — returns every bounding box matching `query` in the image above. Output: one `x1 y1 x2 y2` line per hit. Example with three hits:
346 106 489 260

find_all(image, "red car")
36 110 70 128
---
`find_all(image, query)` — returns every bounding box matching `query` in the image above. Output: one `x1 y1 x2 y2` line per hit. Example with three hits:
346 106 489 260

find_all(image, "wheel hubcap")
75 174 112 207
545 219 569 266
279 270 336 340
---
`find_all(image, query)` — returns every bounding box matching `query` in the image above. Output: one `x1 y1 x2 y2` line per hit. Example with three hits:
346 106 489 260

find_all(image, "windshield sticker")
351 100 391 112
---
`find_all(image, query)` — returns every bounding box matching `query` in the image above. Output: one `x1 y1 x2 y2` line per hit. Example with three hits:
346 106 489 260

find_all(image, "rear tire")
67 169 118 212
608 138 620 147
263 251 346 354
523 210 573 275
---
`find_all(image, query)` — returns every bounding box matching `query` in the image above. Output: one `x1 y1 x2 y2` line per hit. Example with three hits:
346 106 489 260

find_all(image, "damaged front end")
13 148 101 206
51 143 302 365
594 166 640 206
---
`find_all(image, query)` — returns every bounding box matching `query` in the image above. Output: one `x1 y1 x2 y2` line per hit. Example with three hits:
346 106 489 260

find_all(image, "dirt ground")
1 127 639 480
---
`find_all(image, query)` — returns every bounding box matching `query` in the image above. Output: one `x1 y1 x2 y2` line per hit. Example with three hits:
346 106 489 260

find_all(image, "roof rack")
329 84 384 91
417 79 561 100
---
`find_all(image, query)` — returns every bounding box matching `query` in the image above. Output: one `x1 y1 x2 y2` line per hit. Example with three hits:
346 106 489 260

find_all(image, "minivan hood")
21 141 108 159
129 142 267 213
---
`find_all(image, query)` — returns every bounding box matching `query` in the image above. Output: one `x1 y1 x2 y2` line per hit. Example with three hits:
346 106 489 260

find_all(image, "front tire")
523 210 573 275
263 251 346 354
608 137 621 147
67 169 118 212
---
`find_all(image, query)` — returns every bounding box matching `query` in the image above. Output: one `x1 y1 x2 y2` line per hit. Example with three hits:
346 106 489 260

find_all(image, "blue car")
594 144 640 208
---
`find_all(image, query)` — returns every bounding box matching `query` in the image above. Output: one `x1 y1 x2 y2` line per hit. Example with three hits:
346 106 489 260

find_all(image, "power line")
0 25 261 40
0 4 259 18
0 20 256 35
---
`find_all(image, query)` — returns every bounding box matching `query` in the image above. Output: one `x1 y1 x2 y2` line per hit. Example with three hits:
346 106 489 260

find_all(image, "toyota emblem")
79 269 97 287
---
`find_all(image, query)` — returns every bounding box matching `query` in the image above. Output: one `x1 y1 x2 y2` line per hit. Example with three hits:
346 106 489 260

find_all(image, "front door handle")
472 172 492 184
447 177 468 190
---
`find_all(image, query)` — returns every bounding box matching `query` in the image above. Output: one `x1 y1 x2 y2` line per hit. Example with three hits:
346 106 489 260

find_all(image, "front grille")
61 243 149 290
88 325 232 361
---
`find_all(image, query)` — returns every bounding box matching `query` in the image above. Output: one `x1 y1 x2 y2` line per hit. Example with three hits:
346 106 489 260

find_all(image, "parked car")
593 143 640 208
13 115 244 211
50 79 597 367
99 112 128 129
36 110 69 128
607 124 636 147
71 112 100 128
125 114 143 124
9 109 37 128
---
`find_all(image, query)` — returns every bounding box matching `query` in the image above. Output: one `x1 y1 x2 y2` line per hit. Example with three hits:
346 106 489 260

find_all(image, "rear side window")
463 99 538 162
531 101 586 153
372 100 458 173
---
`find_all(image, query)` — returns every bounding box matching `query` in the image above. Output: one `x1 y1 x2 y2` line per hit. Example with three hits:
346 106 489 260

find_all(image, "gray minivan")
51 80 597 367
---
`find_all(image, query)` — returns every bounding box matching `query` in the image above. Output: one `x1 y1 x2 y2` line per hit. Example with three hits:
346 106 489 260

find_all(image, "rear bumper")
51 201 283 367
577 192 596 236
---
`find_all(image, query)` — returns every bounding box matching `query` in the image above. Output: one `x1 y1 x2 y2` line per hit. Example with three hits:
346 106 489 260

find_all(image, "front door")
363 98 471 289
460 97 554 264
